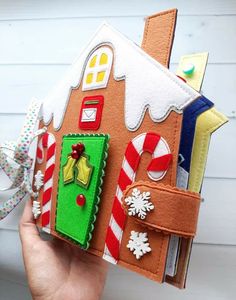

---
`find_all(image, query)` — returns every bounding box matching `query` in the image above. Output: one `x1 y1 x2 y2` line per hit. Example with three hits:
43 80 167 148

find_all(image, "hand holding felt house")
0 9 227 289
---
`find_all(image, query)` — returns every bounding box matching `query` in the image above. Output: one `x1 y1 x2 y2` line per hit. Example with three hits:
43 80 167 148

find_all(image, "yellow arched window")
82 47 113 91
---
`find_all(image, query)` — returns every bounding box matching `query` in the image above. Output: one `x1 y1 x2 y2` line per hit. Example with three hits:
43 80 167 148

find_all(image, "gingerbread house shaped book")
0 9 228 289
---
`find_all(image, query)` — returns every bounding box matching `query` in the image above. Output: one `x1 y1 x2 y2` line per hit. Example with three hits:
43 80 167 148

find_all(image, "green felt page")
56 134 109 249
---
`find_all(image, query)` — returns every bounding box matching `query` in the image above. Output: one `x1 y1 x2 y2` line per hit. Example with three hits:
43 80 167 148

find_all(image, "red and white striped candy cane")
36 132 56 234
103 132 172 264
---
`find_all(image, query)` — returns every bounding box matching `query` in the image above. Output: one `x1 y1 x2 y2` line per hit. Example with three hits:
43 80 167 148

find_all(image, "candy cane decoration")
36 132 56 234
103 132 172 264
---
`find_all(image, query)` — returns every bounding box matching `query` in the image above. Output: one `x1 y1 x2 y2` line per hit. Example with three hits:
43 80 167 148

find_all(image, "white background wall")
0 1 235 299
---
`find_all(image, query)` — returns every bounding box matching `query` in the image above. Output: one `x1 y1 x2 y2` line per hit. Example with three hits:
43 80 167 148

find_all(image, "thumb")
19 198 41 247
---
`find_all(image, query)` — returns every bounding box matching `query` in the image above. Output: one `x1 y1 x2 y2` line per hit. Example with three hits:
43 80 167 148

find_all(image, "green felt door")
55 134 109 249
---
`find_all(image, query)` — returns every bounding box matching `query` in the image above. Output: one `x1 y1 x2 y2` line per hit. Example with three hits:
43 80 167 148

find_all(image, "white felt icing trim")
42 23 200 131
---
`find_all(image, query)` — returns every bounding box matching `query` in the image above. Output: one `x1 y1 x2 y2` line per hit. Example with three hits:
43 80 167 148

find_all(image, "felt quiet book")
0 9 228 289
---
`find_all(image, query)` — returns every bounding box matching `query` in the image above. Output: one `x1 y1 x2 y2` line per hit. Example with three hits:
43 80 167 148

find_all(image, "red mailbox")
79 95 104 130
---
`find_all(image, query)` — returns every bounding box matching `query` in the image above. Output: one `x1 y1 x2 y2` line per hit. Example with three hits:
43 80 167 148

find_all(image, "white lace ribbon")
0 100 46 220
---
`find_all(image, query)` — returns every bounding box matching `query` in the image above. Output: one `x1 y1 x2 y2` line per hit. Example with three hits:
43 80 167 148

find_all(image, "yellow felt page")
188 108 228 193
176 52 208 92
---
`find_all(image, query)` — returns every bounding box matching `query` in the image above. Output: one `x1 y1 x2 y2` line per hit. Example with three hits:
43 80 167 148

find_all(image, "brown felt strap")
141 9 177 67
122 182 201 238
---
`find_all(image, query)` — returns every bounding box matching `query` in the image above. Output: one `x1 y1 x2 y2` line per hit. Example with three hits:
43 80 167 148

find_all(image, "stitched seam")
135 221 196 237
190 110 226 191
157 235 164 276
170 114 179 186
164 11 176 66
142 10 176 67
142 15 150 50
148 9 177 20
124 181 200 198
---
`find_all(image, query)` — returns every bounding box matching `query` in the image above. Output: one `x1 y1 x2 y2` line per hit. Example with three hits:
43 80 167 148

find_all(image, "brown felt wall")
34 9 193 286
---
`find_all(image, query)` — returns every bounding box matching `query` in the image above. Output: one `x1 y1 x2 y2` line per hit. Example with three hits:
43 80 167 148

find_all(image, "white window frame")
82 47 113 91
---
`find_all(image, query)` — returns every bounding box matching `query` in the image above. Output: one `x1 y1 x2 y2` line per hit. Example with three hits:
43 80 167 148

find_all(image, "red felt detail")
111 197 126 229
147 154 172 171
76 194 86 206
118 168 133 191
72 143 85 156
46 143 56 161
41 211 50 227
71 143 85 159
44 164 55 183
36 147 43 160
42 187 52 205
71 150 79 160
72 143 85 152
177 75 187 83
125 141 140 171
72 144 78 151
42 132 49 148
143 132 160 153
79 95 104 130
106 227 120 261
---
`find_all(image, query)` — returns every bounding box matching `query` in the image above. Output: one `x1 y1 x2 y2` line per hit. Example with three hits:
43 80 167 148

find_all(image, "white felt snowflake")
127 231 151 259
34 170 44 190
32 200 41 219
125 188 154 219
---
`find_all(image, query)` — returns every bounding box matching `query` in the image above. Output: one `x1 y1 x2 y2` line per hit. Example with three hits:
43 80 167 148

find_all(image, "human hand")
19 200 108 300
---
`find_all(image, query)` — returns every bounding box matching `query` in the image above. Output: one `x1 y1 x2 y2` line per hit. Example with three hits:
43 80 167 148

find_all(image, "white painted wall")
0 1 235 299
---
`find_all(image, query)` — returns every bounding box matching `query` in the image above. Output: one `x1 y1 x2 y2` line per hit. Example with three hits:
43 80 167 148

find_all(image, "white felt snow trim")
127 230 152 259
32 200 41 219
42 23 200 131
125 188 154 220
34 170 44 191
32 170 44 219
82 46 113 91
